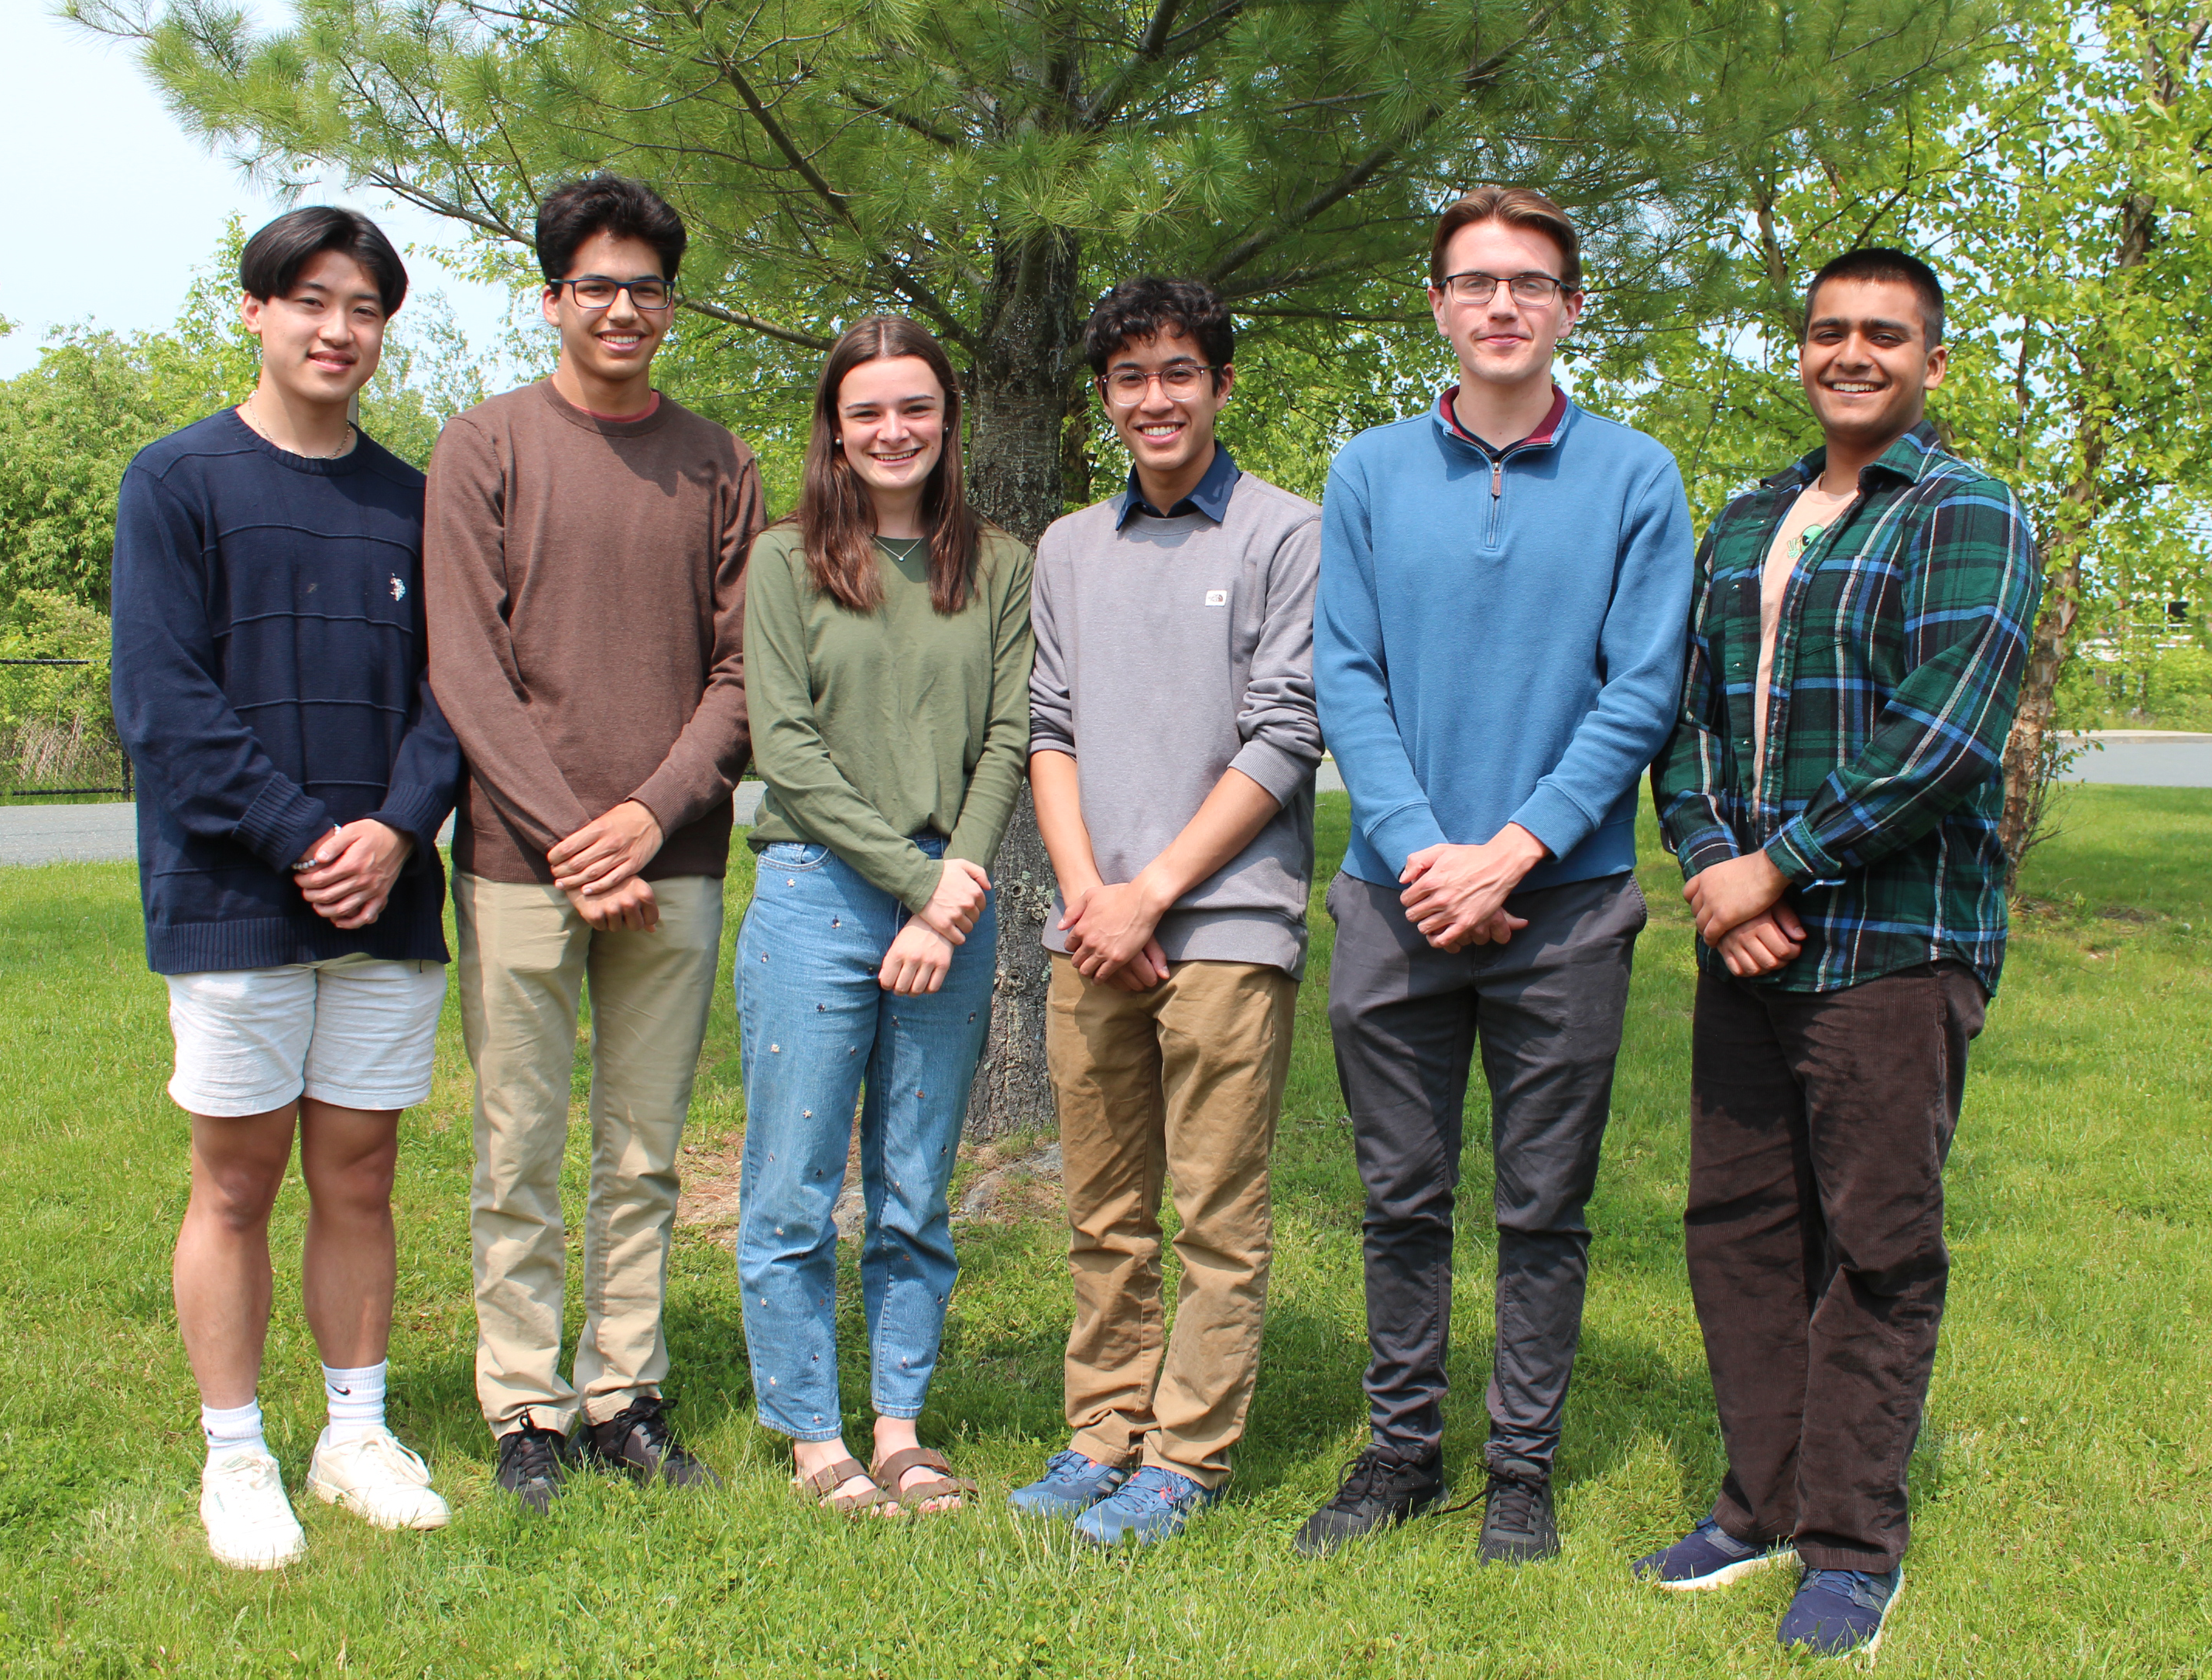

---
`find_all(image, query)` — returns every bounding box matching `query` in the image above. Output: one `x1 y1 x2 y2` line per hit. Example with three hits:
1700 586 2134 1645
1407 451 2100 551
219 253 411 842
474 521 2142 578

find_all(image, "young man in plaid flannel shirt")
1642 248 2040 1658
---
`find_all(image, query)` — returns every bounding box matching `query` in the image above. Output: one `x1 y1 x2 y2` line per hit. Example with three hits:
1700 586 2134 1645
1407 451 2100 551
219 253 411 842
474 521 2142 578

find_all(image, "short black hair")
238 207 407 317
1804 248 1945 345
1082 278 1234 382
536 175 688 286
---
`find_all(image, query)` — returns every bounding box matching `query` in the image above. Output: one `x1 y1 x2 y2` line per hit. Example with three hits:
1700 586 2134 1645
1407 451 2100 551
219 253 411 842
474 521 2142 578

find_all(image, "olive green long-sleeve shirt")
744 524 1035 912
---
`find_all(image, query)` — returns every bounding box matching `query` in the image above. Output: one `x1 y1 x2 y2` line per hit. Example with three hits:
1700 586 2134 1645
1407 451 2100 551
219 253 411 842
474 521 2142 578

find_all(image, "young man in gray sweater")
1012 278 1323 1546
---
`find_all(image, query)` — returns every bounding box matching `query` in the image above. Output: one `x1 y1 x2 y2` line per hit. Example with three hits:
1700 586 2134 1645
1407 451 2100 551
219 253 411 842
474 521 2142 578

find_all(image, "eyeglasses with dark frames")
1101 362 1216 402
1435 271 1570 306
553 275 675 312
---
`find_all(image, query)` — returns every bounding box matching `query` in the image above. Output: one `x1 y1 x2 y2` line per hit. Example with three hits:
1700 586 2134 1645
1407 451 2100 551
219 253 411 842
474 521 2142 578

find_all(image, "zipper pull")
1491 458 1503 498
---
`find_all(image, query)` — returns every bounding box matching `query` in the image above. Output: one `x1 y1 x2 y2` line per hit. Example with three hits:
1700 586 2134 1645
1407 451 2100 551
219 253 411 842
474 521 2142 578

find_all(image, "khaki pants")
1046 954 1297 1487
454 873 724 1437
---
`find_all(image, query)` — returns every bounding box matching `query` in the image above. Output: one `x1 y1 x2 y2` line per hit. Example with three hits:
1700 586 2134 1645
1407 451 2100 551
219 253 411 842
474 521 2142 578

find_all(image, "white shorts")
165 955 447 1117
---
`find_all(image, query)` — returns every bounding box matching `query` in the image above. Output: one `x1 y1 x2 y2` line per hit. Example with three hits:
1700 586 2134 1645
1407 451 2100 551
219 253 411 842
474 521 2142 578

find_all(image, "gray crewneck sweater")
1029 467 1323 977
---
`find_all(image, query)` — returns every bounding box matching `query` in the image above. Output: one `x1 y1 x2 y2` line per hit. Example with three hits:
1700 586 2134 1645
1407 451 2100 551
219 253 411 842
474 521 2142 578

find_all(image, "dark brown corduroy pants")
1686 961 1986 1572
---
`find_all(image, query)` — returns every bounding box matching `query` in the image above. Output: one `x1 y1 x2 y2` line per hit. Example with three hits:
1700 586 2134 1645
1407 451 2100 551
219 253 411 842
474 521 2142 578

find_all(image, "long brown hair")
796 315 981 614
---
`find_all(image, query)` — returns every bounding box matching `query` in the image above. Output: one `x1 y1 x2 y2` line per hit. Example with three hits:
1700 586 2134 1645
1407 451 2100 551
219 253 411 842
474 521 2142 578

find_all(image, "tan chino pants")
455 873 724 1438
1046 954 1298 1488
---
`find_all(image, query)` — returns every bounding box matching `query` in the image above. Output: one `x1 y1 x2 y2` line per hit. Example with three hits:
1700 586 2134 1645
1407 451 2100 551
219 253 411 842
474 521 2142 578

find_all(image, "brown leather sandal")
793 1456 900 1517
871 1446 977 1514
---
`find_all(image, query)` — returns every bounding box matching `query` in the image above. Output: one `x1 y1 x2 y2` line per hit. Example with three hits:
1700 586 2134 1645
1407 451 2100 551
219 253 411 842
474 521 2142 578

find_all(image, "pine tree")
80 0 1993 1131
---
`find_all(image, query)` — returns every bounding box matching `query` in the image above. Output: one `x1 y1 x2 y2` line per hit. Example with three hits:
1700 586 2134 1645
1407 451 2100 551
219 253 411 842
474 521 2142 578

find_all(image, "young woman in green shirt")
737 316 1034 1517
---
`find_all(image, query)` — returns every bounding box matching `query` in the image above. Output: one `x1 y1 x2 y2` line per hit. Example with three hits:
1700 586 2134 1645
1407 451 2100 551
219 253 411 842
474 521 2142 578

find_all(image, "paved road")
2054 733 2212 789
0 783 770 869
4 747 2203 867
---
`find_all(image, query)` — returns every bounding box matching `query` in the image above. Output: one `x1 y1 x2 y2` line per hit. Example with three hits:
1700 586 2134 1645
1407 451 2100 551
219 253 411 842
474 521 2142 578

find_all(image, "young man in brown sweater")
424 175 764 1509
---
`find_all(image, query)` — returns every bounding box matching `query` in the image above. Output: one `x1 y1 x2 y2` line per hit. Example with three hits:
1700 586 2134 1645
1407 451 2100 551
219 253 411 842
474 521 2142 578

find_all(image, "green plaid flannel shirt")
1651 422 2040 994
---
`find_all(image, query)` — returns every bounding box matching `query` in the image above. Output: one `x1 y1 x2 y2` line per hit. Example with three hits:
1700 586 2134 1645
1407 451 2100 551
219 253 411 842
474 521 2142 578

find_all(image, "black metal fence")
0 659 132 798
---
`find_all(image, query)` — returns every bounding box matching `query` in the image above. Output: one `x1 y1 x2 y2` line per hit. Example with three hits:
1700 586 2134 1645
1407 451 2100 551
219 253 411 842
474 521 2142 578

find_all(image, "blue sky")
3 0 519 379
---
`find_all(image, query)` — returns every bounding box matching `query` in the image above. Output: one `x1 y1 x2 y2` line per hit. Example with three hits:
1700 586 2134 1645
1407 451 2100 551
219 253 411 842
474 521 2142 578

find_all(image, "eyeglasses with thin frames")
552 275 675 312
1434 271 1571 307
1100 363 1217 403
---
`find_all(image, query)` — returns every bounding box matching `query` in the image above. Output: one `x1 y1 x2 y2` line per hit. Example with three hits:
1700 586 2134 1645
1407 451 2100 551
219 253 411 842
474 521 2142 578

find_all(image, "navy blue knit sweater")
111 409 460 973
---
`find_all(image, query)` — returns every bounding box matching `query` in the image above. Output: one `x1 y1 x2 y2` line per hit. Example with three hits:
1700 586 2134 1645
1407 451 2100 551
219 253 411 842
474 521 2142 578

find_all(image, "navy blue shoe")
1072 1466 1218 1547
1778 1566 1903 1658
1008 1449 1128 1520
1632 1517 1794 1590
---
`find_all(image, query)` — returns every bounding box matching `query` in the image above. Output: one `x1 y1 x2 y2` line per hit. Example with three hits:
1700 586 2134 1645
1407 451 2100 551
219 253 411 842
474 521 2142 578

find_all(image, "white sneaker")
200 1446 308 1569
307 1425 453 1531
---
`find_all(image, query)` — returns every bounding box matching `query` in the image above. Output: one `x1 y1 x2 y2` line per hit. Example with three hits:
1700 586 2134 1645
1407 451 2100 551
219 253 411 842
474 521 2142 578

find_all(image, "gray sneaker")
1475 1466 1558 1564
494 1424 572 1513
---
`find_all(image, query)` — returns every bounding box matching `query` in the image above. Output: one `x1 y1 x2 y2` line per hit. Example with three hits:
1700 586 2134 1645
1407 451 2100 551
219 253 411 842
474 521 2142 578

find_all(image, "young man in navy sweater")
1304 187 1694 1562
112 209 461 1570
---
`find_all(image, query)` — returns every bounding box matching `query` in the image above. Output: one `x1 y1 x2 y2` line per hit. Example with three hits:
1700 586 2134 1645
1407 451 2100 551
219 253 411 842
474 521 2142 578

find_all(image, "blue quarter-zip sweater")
111 409 460 974
1316 389 1695 891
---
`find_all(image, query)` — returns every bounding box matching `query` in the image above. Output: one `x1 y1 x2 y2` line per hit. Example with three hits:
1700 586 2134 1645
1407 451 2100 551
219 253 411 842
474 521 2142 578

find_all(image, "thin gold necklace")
246 392 355 460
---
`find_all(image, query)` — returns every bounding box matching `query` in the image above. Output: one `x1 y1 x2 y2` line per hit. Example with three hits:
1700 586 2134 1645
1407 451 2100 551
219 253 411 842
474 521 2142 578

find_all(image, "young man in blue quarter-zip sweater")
1302 187 1695 1564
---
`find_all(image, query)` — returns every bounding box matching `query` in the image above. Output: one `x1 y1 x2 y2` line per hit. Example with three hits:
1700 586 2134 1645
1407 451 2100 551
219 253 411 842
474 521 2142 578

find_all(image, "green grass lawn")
1 787 2207 1677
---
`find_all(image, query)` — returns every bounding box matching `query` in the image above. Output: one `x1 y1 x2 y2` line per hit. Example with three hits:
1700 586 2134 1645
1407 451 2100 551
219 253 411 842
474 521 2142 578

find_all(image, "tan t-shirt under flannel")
1753 482 1858 797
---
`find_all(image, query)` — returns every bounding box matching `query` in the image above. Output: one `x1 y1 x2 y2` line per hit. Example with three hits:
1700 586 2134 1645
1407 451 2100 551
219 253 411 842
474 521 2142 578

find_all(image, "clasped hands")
294 819 414 929
880 857 993 996
1396 824 1547 951
1060 872 1172 994
1682 849 1804 977
549 799 665 930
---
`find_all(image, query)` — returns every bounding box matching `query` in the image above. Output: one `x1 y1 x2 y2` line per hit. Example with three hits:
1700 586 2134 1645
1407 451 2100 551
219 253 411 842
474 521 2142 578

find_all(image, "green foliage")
1575 0 2212 734
0 589 112 722
0 590 123 798
74 0 1999 537
0 224 491 611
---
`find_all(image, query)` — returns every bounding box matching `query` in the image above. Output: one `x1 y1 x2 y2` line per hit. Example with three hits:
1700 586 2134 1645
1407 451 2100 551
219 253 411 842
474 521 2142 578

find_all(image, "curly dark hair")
1080 278 1234 387
534 175 687 285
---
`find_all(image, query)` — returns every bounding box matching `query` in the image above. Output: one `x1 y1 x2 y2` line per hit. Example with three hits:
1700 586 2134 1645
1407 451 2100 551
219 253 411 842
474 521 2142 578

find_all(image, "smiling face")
1799 276 1947 450
238 248 387 407
1098 326 1234 488
835 354 947 507
539 230 673 391
1427 218 1583 392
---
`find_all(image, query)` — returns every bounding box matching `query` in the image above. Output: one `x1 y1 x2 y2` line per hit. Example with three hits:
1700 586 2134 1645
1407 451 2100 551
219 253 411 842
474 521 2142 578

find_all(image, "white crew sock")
201 1398 268 1463
323 1360 389 1439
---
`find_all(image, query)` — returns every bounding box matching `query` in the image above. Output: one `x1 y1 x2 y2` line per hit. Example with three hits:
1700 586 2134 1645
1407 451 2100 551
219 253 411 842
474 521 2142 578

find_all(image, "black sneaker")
582 1396 721 1489
1476 1465 1559 1564
1293 1446 1447 1559
495 1424 572 1513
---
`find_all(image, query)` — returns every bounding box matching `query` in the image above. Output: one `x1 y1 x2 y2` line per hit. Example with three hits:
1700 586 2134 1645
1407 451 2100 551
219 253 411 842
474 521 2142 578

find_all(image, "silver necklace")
246 392 355 460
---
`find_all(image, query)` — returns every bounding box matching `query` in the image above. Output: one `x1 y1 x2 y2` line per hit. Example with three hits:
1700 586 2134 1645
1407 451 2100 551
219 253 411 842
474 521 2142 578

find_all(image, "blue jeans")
734 836 995 1441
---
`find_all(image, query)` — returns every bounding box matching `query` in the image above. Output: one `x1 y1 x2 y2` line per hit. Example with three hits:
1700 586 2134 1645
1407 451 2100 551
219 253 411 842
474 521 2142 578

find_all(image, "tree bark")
960 225 1082 1138
1997 180 2157 877
1996 517 2084 883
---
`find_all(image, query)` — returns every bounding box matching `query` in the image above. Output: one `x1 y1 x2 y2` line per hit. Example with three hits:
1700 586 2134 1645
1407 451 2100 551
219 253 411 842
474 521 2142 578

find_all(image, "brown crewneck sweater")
424 381 765 883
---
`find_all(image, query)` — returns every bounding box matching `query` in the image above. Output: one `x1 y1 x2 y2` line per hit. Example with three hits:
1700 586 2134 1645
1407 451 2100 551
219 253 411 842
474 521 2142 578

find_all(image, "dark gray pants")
1325 868 1644 1475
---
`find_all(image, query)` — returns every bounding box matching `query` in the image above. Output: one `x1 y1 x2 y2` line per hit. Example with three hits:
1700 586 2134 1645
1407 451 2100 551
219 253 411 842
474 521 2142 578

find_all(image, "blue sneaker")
1008 1449 1128 1520
1632 1517 1794 1590
1778 1566 1903 1658
1071 1466 1218 1547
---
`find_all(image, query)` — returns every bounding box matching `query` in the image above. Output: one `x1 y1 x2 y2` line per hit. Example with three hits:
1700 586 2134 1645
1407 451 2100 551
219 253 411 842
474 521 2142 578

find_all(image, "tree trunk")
1998 159 2159 882
1997 524 2084 885
960 225 1082 1138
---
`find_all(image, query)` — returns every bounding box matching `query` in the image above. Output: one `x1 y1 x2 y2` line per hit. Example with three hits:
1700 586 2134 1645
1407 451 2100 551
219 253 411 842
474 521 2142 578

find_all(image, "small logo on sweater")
1204 590 1228 607
390 577 406 601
